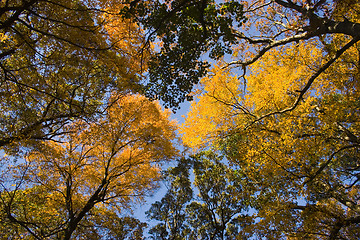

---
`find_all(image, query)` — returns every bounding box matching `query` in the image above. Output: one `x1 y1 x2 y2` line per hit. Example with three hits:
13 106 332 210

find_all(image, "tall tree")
181 37 360 238
128 0 246 108
147 152 253 240
0 0 148 152
0 94 178 239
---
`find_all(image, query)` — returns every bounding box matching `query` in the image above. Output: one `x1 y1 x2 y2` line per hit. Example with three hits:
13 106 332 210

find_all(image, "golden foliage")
181 38 360 238
1 94 178 238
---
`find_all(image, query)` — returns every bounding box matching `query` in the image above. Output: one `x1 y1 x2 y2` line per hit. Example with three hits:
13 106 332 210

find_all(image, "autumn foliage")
0 1 178 239
179 1 360 238
1 0 360 239
1 94 177 239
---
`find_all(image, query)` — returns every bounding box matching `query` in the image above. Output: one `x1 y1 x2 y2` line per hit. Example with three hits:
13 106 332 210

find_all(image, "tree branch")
246 37 359 129
304 144 359 185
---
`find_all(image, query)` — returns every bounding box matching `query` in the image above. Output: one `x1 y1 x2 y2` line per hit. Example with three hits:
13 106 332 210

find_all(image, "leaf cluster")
129 0 246 108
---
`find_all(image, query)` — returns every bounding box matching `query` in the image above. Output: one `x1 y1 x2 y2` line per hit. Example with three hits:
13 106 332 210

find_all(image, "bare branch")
226 31 314 68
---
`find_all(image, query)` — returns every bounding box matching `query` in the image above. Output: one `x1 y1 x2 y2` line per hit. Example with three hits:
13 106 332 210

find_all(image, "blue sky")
131 100 191 228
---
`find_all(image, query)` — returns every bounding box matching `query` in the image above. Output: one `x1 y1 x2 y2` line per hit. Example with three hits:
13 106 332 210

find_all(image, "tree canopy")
178 1 360 238
129 0 360 109
0 94 178 239
147 152 254 240
1 0 360 239
0 0 147 152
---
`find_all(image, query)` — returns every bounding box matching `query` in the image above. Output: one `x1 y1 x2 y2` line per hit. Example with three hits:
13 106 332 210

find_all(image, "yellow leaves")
181 41 332 150
181 32 360 220
333 0 360 23
102 1 150 82
0 32 8 42
247 42 323 113
1 186 64 233
12 93 177 230
181 42 325 151
181 65 243 149
0 0 153 153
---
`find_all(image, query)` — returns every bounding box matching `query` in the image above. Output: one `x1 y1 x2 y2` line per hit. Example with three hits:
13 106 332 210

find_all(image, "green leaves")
147 151 253 239
147 157 193 239
132 0 246 108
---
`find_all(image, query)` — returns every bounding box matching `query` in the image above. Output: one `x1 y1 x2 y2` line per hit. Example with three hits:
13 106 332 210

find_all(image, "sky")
131 100 191 226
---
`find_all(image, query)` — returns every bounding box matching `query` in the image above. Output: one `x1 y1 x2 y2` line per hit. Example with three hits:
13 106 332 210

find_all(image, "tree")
0 0 148 152
147 152 253 240
0 94 178 239
147 157 193 240
0 187 148 239
129 0 360 110
2 0 360 239
121 1 360 238
181 38 360 238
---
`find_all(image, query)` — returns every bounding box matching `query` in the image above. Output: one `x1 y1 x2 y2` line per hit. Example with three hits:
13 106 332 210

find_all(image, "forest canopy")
140 0 360 239
0 1 177 239
1 0 360 239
